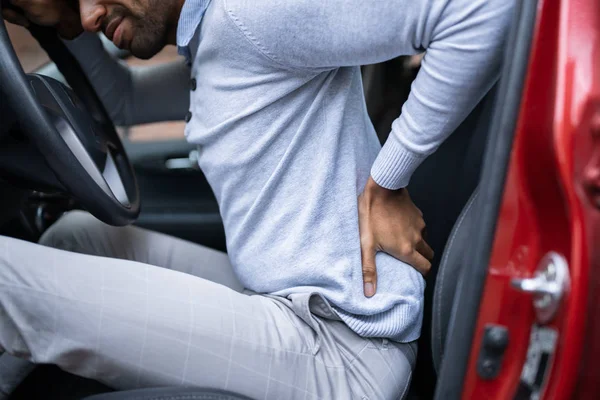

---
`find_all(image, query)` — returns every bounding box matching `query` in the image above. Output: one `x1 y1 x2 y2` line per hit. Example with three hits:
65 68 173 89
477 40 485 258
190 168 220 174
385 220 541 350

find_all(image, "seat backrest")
406 84 497 397
431 188 479 373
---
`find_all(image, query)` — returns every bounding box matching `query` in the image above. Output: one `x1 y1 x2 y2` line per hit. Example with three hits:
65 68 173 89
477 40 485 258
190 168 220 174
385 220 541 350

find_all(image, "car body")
461 0 600 398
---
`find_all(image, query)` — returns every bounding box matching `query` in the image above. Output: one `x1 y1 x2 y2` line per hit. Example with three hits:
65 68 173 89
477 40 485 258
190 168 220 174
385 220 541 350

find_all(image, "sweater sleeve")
225 0 514 188
371 0 513 188
62 33 191 127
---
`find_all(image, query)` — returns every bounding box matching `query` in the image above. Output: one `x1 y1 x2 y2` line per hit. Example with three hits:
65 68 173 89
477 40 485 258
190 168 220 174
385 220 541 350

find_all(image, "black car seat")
407 84 497 398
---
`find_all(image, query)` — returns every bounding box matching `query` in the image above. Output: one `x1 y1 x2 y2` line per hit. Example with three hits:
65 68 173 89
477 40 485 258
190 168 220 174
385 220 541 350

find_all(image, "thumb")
361 241 378 298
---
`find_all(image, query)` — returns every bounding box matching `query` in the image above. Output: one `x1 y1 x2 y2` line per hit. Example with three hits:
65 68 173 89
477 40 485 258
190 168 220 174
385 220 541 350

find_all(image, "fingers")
360 238 378 298
410 251 432 276
358 191 378 298
416 239 434 262
385 241 432 276
2 9 29 27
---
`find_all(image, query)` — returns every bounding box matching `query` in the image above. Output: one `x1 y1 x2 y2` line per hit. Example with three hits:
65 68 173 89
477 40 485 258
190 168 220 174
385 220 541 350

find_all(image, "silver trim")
103 150 130 206
55 118 127 206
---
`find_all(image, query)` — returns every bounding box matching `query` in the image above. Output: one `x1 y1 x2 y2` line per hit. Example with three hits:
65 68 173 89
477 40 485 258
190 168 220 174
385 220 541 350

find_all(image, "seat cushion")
84 387 252 400
0 353 35 399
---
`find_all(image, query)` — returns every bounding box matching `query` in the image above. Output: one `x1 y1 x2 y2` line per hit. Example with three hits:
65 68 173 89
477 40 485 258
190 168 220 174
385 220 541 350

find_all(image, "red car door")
463 0 600 399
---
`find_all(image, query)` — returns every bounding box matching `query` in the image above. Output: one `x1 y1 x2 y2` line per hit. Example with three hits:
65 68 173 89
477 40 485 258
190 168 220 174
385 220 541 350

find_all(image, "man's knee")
39 211 100 251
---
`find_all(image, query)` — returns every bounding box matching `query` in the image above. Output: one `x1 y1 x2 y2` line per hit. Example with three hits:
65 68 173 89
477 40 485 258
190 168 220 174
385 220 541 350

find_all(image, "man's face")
78 0 173 59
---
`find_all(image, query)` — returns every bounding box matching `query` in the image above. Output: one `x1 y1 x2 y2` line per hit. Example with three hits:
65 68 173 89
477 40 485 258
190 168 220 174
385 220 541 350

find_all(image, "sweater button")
190 78 197 91
185 111 193 123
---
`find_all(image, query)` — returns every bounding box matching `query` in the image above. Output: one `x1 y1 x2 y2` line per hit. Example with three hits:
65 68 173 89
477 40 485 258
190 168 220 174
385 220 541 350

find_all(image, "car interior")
0 0 535 398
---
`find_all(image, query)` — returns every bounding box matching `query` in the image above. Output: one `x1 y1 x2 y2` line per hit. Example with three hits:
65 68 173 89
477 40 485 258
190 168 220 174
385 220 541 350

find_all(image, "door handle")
511 252 570 324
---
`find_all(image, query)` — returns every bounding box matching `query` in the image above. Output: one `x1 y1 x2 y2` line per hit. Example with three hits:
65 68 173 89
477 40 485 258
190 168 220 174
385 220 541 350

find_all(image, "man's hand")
2 0 83 39
358 177 434 297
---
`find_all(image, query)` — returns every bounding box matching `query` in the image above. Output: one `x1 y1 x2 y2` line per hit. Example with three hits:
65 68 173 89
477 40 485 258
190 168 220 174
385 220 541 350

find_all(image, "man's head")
78 0 183 59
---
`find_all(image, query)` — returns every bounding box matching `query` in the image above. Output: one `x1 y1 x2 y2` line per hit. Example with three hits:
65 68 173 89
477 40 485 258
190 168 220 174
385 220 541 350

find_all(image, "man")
1 0 512 398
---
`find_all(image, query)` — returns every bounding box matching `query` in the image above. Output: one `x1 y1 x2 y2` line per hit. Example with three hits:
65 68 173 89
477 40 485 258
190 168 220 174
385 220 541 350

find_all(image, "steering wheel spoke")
102 149 131 207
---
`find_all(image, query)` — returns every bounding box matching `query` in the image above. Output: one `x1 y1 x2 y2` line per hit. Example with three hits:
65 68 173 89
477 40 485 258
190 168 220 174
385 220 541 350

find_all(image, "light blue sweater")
65 0 513 342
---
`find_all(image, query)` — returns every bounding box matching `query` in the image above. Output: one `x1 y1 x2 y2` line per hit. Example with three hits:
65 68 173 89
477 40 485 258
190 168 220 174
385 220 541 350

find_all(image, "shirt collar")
176 0 212 61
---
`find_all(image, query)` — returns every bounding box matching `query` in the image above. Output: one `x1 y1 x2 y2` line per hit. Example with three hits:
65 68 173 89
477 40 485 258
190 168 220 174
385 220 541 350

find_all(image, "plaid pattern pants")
0 211 415 399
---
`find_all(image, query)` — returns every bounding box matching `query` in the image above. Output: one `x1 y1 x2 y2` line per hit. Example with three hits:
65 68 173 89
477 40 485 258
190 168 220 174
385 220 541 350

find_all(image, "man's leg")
0 235 370 399
0 211 242 398
39 211 243 291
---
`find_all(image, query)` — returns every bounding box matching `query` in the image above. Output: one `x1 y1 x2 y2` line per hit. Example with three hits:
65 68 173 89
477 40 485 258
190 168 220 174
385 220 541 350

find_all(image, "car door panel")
125 139 225 251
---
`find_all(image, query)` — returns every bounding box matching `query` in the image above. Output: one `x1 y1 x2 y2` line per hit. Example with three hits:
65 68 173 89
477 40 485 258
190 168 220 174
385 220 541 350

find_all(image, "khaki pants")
0 211 415 399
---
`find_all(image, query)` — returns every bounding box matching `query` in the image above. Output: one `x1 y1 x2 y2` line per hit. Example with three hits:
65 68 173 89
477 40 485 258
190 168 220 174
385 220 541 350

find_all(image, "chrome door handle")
511 252 570 324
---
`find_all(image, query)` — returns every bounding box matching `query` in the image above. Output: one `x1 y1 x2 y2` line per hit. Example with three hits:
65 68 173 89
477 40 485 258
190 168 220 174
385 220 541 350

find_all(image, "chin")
131 46 160 60
132 50 158 60
130 37 166 60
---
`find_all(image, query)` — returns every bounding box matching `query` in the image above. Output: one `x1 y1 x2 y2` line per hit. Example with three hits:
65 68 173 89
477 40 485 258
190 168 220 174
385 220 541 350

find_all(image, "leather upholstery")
0 354 36 400
84 387 252 400
431 189 479 373
408 84 497 396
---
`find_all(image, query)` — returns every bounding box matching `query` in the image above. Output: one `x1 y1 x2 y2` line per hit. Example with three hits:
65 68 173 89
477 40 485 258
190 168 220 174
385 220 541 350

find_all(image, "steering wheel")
0 7 140 226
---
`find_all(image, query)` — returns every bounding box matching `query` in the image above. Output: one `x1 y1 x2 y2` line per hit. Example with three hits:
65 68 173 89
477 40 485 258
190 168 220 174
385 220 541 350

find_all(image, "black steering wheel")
0 6 140 226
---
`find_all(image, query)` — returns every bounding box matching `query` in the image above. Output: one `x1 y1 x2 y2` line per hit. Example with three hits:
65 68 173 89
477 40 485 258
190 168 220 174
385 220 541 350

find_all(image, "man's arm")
227 0 513 186
63 33 190 127
369 0 513 189
226 0 514 294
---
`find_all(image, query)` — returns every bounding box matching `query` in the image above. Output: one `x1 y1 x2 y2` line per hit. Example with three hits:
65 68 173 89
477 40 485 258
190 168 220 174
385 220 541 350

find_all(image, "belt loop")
289 293 323 355
312 334 322 356
382 338 389 350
